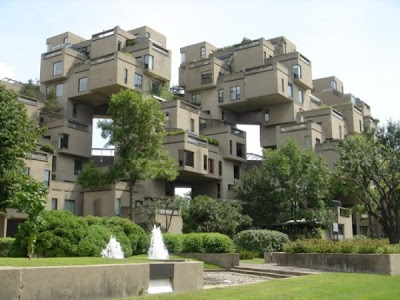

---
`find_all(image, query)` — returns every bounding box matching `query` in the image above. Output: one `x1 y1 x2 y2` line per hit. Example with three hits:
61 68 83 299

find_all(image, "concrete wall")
268 252 400 275
0 261 203 299
177 253 239 269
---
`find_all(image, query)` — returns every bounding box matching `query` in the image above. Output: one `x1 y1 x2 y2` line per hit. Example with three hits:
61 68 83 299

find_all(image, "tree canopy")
182 195 252 236
79 89 178 220
235 138 332 229
335 120 400 244
41 88 62 120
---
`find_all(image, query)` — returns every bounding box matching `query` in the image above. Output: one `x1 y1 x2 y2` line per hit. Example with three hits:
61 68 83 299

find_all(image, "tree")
235 138 332 229
0 85 43 212
79 89 178 220
181 195 252 236
41 88 62 120
20 79 38 98
335 121 400 244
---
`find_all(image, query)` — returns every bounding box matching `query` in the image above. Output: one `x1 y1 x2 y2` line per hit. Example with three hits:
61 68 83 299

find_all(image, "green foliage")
165 130 185 136
335 121 400 243
233 230 290 256
283 238 400 254
241 37 252 43
182 195 252 237
0 238 14 257
0 84 44 212
79 89 178 220
239 249 260 260
126 39 137 46
236 137 332 229
41 88 62 120
10 211 148 257
40 144 55 154
180 233 235 253
77 161 108 188
199 135 220 146
159 82 179 100
163 234 184 253
20 79 38 98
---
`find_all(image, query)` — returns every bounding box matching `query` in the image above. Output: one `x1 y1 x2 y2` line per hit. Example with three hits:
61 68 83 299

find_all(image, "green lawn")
0 254 220 269
240 258 264 264
138 273 400 300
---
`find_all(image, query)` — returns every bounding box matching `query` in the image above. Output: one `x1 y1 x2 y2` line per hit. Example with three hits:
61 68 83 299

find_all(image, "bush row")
0 238 15 257
9 211 148 257
234 230 289 257
163 233 235 253
283 238 400 254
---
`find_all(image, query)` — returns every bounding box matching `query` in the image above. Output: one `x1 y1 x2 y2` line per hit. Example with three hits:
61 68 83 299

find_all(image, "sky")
1 0 400 155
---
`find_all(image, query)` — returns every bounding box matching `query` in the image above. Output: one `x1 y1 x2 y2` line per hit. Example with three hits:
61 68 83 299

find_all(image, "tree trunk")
128 182 134 221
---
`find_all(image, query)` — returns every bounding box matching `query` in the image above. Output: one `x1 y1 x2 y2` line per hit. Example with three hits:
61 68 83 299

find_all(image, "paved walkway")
239 262 326 274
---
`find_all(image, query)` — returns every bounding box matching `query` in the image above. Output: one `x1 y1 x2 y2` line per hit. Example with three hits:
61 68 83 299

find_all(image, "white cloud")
0 61 16 80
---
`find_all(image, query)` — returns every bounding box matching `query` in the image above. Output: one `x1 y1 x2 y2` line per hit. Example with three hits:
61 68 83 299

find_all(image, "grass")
240 258 264 264
137 273 400 300
0 254 221 269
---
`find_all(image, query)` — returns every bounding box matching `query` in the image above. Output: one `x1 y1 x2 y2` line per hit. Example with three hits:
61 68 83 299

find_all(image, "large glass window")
293 64 301 79
298 89 304 104
191 94 201 105
115 198 121 216
218 89 224 103
55 84 63 97
53 61 63 76
236 143 245 158
330 80 337 90
288 83 293 97
200 47 206 59
58 133 69 149
230 86 240 100
203 155 208 170
74 160 83 175
218 161 222 176
78 77 88 92
43 170 51 187
134 73 142 89
123 68 128 84
144 55 154 69
234 165 240 179
184 150 194 167
181 52 186 64
64 200 75 214
201 71 212 84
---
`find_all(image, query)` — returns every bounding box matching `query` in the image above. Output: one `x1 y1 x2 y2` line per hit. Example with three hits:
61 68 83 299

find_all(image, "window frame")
218 89 224 103
55 83 63 97
53 61 63 76
134 73 142 89
144 55 154 69
293 64 301 79
230 86 241 100
78 77 88 92
200 47 206 59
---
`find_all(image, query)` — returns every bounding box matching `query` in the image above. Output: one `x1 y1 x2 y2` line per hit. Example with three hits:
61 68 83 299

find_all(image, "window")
63 37 68 44
135 200 143 206
221 110 224 120
115 198 121 216
264 109 270 122
24 167 30 175
203 155 208 170
200 47 206 59
43 170 51 187
293 65 301 78
53 61 63 76
191 94 201 105
228 184 234 191
146 32 151 38
218 89 224 103
234 165 240 179
201 71 212 84
55 84 63 97
165 112 170 121
218 161 222 176
339 125 343 139
230 86 240 100
151 81 160 95
217 183 221 198
58 134 69 149
281 79 284 93
208 158 214 174
190 118 195 132
64 200 75 214
165 181 174 196
51 198 58 210
72 103 78 118
181 52 186 63
179 150 194 167
123 68 128 84
117 41 121 51
316 138 321 144
78 77 88 92
52 156 57 172
288 83 293 98
330 80 337 90
144 55 154 69
74 160 83 175
236 143 245 158
359 120 363 132
298 89 304 104
229 140 232 155
304 136 312 149
134 73 142 89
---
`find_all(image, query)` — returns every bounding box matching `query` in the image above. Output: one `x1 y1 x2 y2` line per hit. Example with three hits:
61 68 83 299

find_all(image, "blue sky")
1 0 399 154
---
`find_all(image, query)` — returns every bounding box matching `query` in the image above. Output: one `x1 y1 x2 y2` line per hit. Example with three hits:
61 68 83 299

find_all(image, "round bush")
182 233 204 253
163 234 184 253
77 225 111 257
234 230 289 256
202 233 235 253
0 238 15 257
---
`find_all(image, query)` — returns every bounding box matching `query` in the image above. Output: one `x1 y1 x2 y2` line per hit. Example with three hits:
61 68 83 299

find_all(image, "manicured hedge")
234 230 289 256
283 238 400 254
9 211 148 257
0 238 15 257
163 233 235 253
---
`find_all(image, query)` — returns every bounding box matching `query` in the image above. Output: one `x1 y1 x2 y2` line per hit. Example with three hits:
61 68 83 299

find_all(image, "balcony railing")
91 148 115 156
180 102 199 114
92 28 114 40
234 40 260 51
230 127 245 138
332 110 343 120
91 54 114 65
281 123 307 132
43 50 62 59
188 136 208 148
68 120 89 131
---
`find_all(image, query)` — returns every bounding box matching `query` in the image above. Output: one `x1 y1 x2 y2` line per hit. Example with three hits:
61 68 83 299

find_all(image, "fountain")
148 225 169 260
101 236 124 259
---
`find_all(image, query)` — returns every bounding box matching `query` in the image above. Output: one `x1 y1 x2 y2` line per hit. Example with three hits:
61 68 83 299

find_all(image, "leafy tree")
0 85 43 212
335 121 400 244
41 88 62 120
235 138 332 228
182 195 252 236
79 89 178 220
20 79 38 98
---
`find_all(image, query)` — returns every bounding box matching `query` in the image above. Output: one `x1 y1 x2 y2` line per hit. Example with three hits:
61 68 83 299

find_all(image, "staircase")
230 265 314 279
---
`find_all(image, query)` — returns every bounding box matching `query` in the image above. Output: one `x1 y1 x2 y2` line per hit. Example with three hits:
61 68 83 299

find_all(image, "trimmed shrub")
202 233 235 253
77 225 111 257
239 250 260 260
0 238 14 257
234 230 289 256
182 233 204 253
163 234 184 253
283 238 400 254
40 144 55 154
